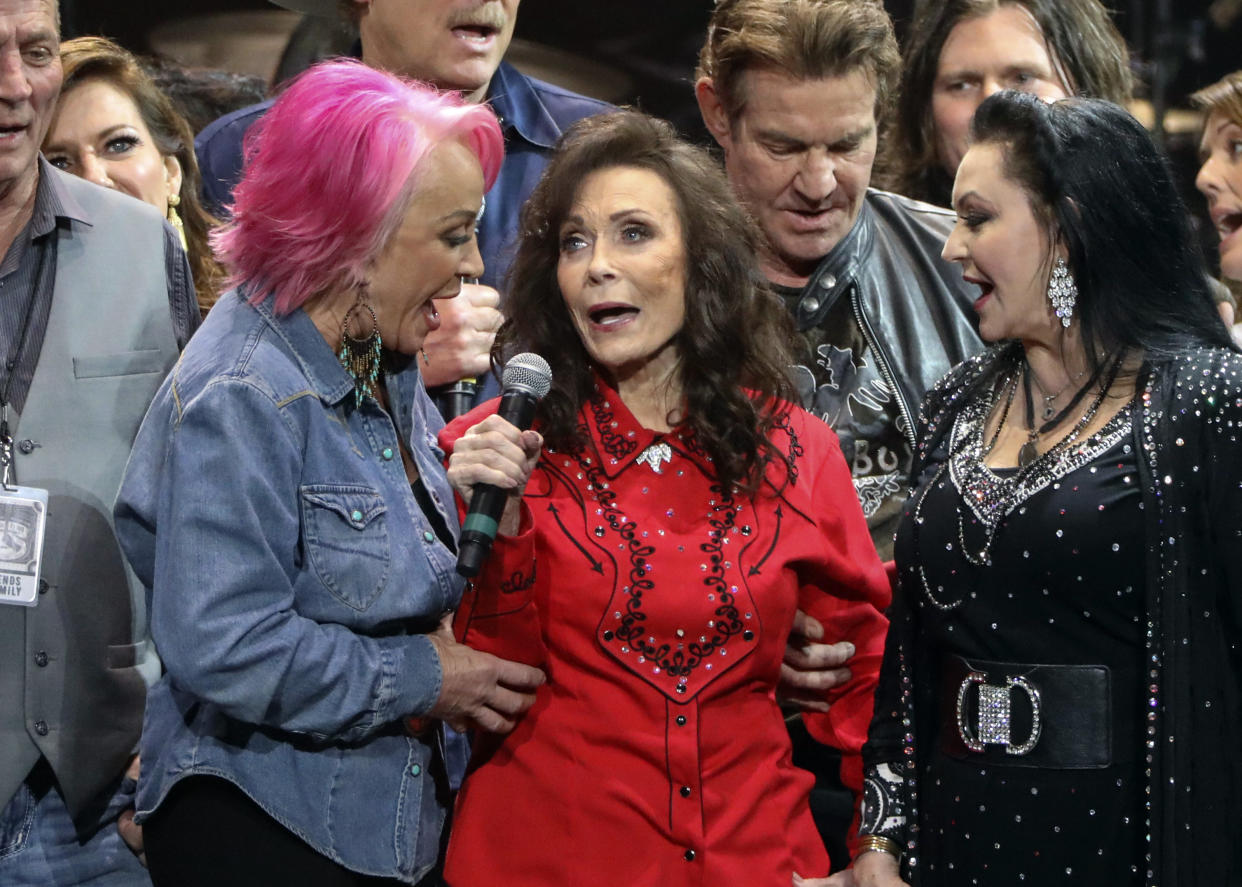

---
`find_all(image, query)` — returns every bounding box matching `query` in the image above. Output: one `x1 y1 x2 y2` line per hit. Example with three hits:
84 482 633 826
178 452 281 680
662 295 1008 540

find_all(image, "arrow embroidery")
748 504 782 576
547 502 604 574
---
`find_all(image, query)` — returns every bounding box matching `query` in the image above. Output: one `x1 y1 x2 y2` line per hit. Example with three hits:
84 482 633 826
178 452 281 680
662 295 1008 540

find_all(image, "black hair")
970 91 1235 373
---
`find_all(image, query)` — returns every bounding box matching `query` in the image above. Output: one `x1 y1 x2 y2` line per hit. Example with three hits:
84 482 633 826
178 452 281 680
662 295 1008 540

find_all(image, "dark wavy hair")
888 0 1132 206
499 110 798 495
970 92 1234 381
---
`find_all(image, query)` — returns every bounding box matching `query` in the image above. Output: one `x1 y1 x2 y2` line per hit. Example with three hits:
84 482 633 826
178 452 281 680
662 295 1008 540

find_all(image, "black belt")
938 655 1116 769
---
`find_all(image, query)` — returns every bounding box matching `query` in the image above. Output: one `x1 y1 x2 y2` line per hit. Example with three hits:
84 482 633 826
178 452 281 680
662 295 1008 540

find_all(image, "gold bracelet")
856 834 902 862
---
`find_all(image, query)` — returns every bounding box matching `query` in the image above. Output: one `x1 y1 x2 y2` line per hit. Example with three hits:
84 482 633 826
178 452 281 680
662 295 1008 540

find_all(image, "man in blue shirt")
196 0 610 400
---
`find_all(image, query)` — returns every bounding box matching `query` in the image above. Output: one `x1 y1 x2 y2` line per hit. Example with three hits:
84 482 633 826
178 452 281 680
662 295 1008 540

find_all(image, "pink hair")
212 59 504 316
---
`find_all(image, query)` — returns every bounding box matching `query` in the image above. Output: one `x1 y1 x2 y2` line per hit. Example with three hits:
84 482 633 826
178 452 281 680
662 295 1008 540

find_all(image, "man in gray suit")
0 1 199 883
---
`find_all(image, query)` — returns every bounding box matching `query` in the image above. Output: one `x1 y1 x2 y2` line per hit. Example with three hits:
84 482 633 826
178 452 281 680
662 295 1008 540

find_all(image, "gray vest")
0 174 179 820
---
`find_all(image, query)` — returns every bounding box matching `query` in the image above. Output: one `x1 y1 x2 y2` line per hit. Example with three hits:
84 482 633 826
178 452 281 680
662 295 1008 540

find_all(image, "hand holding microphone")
447 353 552 577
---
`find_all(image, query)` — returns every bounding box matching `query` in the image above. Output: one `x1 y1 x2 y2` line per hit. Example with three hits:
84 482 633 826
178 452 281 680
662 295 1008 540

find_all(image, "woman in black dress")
853 91 1242 886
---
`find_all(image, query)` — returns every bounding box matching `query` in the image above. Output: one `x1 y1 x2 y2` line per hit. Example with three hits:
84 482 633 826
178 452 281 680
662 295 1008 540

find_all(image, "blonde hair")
1192 71 1242 129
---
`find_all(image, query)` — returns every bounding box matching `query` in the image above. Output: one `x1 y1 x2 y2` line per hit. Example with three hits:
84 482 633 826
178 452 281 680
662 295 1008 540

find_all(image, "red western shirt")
442 380 890 886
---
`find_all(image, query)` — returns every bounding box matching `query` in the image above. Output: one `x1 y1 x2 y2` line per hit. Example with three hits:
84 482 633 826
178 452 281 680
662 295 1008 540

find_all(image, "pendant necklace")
913 352 1124 612
1029 365 1087 421
1017 358 1106 469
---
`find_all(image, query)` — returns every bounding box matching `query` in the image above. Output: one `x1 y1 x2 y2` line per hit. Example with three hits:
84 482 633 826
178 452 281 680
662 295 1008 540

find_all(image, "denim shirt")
114 290 463 883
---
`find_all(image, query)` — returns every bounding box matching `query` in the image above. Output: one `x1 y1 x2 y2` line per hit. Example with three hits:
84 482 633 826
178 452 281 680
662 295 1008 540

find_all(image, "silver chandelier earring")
1048 257 1077 328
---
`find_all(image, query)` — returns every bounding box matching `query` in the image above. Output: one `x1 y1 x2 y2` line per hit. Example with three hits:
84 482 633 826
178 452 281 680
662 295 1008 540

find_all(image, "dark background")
58 0 1242 126
55 0 1242 268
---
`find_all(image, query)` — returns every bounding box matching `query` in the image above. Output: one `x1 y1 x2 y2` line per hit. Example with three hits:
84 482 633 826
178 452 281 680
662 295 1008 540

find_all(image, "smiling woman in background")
886 0 1131 207
43 37 222 314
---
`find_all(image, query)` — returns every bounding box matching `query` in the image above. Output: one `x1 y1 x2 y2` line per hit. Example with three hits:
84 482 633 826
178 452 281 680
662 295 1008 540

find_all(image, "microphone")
439 275 483 420
441 377 478 419
456 353 552 577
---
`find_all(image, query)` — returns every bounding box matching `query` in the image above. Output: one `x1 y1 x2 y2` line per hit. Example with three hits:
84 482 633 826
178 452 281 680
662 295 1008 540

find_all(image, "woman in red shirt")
441 110 890 886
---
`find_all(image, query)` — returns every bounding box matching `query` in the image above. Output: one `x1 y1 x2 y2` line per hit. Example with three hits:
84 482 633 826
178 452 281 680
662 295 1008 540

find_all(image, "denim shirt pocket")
300 484 391 611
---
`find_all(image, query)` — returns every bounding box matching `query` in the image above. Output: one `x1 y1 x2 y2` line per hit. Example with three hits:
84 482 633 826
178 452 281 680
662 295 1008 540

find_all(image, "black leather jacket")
789 189 982 445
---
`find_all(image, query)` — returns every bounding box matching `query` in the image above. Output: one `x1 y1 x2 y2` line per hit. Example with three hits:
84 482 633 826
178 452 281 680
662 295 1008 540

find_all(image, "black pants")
144 775 419 887
787 717 852 873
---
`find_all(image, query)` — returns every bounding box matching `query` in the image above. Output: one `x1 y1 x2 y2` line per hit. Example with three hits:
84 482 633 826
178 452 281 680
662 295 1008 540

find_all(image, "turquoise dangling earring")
338 286 382 407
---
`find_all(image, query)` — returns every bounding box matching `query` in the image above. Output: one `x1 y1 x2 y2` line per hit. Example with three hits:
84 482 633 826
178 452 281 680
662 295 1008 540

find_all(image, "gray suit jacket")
0 169 181 820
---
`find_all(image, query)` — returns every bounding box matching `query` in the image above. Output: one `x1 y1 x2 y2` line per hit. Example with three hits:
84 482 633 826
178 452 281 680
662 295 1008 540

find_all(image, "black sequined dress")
874 380 1147 884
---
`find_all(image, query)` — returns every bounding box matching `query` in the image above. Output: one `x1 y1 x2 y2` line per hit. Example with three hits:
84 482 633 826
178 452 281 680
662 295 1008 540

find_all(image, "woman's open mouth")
1216 210 1242 245
966 277 994 311
587 303 639 328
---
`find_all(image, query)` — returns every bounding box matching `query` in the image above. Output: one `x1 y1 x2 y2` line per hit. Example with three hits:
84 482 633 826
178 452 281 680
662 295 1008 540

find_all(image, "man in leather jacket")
696 0 982 561
694 0 983 871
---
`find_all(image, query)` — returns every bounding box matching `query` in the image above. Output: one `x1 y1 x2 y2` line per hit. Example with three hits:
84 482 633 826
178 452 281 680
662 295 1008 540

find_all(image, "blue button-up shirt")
195 61 611 294
114 290 463 882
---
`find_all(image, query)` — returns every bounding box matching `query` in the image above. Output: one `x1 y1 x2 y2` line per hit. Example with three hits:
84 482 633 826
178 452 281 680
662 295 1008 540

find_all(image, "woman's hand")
426 616 545 733
850 851 909 887
447 414 542 536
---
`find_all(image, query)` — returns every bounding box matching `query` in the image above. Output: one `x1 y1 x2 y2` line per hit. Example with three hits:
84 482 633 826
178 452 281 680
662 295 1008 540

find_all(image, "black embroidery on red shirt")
583 449 744 690
587 390 639 461
499 564 536 595
772 412 804 486
547 502 604 574
682 433 709 462
746 504 783 576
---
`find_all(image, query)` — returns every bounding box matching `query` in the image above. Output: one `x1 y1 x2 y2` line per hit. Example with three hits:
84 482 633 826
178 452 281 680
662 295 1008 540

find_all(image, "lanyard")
0 238 48 490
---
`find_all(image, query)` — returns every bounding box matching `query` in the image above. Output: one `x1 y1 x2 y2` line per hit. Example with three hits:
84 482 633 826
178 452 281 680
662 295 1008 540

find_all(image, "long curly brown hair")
499 111 798 495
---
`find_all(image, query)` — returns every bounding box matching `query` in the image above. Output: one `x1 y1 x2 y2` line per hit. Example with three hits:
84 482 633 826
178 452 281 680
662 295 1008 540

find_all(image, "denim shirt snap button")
409 764 421 777
422 531 434 543
350 509 363 522
381 447 394 461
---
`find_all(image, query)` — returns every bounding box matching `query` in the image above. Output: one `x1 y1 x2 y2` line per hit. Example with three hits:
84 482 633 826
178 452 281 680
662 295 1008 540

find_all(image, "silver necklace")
910 372 1017 610
912 355 1121 610
1029 366 1087 421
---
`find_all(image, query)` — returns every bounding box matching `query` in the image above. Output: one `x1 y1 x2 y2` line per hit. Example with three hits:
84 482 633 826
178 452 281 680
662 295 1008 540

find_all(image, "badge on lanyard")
0 248 51 608
0 487 46 607
0 406 48 607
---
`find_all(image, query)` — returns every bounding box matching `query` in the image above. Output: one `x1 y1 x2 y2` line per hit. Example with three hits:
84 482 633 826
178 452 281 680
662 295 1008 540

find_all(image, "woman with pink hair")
113 60 543 886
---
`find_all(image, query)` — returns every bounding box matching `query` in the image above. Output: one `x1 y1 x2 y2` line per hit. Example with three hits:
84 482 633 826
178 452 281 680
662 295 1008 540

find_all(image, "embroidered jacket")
441 379 890 886
861 345 1242 886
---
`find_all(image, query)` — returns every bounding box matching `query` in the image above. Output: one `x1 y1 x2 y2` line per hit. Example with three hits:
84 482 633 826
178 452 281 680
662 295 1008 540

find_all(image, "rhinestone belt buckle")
956 671 1042 755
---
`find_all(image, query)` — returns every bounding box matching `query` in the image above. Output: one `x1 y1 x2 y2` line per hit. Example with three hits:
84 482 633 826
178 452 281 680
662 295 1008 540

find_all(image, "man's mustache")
447 2 508 31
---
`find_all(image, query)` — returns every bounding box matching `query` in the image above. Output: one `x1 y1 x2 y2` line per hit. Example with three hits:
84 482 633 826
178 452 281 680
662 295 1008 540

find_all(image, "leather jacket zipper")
849 283 917 446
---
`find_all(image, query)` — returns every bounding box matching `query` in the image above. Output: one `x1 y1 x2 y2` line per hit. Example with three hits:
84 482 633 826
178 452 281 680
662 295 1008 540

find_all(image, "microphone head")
501 353 552 400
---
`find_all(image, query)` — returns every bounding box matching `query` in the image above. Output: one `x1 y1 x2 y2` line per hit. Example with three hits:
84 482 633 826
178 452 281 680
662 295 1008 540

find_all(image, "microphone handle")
456 388 540 577
442 377 478 420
